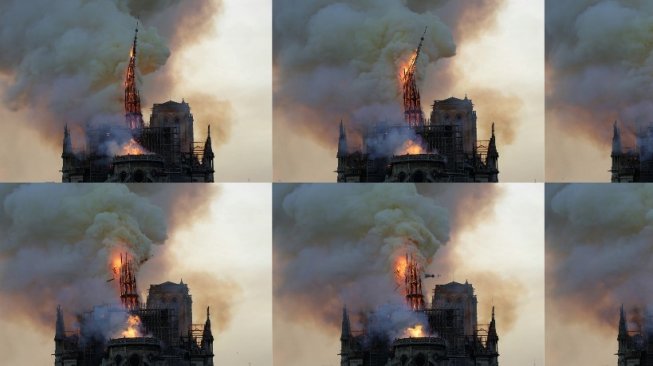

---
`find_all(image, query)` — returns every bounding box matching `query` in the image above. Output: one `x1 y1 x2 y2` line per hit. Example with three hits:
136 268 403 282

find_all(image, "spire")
203 124 214 165
402 27 427 127
55 305 65 340
119 253 140 311
62 124 72 156
124 21 144 130
488 122 498 158
341 306 351 340
337 120 348 158
619 304 627 340
613 120 622 155
487 306 499 353
202 306 214 353
404 253 425 311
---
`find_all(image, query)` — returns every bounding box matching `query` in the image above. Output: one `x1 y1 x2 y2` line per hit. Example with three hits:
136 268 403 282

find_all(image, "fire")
398 51 417 87
121 315 144 338
394 255 408 284
403 324 425 338
119 138 150 155
395 139 426 155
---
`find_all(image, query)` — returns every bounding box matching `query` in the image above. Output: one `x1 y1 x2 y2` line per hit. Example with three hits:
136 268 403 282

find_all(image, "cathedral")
617 306 653 365
610 121 653 182
339 255 499 366
336 32 499 183
53 256 214 366
61 26 215 183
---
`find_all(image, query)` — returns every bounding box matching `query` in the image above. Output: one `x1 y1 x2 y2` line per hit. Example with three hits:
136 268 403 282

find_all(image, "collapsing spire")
125 22 144 130
119 253 140 311
403 27 427 128
404 253 425 311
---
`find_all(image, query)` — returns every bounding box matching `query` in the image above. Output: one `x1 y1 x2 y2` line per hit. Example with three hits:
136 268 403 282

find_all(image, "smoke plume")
0 0 226 150
546 184 653 331
274 184 449 334
0 184 166 327
274 0 507 151
546 1 653 149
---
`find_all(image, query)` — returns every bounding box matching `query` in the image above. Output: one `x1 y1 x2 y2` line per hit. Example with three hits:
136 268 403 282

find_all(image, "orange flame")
394 255 408 285
395 139 426 155
119 138 151 155
121 315 144 338
398 52 417 87
403 324 425 338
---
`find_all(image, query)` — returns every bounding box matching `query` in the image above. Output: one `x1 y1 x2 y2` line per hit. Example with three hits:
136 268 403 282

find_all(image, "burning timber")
340 253 499 366
53 254 214 366
61 24 214 183
336 30 499 183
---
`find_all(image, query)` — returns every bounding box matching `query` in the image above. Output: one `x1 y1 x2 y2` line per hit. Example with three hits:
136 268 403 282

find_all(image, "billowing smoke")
0 0 227 152
546 1 653 150
274 184 450 337
274 0 508 152
0 184 166 329
547 184 653 331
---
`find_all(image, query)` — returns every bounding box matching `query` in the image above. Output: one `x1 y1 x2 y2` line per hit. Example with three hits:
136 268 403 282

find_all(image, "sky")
546 184 653 365
0 183 272 365
273 0 544 183
273 183 544 366
0 0 271 182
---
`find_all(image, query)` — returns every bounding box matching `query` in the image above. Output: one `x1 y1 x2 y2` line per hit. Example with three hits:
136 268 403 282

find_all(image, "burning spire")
118 253 140 311
404 253 425 311
124 22 144 130
62 124 72 156
402 27 427 128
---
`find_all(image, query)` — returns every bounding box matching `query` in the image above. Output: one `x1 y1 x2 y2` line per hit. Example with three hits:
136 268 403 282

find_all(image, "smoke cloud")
274 184 450 334
0 0 227 150
0 183 237 339
0 184 166 328
546 184 653 331
546 1 653 149
274 0 508 151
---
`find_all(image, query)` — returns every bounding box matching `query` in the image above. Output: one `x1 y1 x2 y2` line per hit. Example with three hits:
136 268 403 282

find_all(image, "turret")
618 305 628 354
202 306 214 361
202 125 215 182
336 121 348 182
54 305 65 365
340 306 351 366
487 306 499 354
487 122 499 182
612 121 623 182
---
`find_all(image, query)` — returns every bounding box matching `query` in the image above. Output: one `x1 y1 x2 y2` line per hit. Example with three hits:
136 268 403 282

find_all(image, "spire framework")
125 22 144 130
403 27 427 128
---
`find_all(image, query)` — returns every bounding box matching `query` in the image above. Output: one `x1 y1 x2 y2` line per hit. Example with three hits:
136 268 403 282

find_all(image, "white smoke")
0 184 167 326
274 184 450 336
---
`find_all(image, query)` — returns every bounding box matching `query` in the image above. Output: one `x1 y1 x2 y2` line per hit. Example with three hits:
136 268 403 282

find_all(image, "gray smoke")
546 1 653 148
274 0 508 151
274 184 450 335
0 0 225 151
547 184 653 329
0 184 167 328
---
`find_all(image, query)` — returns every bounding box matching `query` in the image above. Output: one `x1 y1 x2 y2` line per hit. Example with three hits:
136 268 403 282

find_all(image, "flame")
119 138 151 155
398 51 417 86
121 315 144 338
394 255 408 285
395 139 426 155
403 324 425 338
